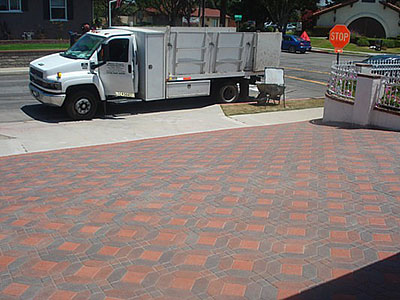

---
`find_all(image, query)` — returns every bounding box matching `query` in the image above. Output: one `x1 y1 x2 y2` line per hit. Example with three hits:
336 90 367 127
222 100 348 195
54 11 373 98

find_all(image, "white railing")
378 75 400 111
369 59 400 77
328 59 400 111
327 62 357 101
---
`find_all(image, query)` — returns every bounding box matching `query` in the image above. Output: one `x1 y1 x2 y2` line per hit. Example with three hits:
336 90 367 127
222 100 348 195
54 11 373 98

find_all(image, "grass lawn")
310 37 400 54
0 43 69 51
221 98 325 117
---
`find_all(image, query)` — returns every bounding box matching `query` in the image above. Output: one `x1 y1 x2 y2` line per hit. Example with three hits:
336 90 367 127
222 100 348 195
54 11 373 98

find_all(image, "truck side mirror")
91 43 109 70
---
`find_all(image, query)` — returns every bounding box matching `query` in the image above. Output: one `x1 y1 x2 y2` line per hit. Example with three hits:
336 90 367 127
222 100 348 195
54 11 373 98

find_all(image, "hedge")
357 37 369 47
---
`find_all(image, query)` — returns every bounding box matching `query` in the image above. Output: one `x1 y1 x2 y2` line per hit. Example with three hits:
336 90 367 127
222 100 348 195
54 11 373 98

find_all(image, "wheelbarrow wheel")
219 82 239 103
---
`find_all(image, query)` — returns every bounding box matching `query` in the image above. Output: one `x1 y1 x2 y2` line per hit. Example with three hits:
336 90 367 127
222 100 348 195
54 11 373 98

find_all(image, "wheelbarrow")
255 67 286 107
256 83 285 106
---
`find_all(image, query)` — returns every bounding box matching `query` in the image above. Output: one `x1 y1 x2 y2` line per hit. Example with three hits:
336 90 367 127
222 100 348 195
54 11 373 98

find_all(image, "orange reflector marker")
183 77 192 80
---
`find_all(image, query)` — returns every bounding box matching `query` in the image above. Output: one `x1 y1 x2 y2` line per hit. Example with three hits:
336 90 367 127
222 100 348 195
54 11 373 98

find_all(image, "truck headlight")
42 81 62 90
52 82 62 90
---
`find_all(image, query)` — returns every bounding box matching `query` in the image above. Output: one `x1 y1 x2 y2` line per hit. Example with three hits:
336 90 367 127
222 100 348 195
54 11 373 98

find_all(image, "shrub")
357 37 369 47
265 26 275 32
383 39 396 48
350 32 361 44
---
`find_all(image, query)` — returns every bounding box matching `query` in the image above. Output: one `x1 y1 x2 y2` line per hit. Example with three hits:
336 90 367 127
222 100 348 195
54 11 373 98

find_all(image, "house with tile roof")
183 8 235 27
313 0 400 38
124 7 235 27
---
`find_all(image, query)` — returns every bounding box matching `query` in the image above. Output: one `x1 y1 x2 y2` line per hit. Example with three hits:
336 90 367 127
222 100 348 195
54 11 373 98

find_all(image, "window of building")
0 0 21 12
50 0 67 21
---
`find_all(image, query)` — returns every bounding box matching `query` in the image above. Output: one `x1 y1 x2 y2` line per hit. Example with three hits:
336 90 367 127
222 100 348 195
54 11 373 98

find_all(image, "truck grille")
30 74 61 90
30 67 43 79
30 74 44 87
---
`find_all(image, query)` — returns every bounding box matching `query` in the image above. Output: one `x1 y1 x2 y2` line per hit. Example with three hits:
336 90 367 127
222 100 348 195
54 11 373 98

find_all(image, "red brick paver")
0 121 400 299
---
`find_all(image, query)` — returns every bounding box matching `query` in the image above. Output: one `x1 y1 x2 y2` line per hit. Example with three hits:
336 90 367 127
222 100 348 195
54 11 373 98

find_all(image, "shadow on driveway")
310 119 400 133
286 252 400 299
20 96 223 124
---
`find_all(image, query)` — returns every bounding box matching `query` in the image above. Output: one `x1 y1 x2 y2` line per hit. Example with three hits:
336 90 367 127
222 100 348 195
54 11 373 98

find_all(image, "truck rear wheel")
65 90 98 120
219 83 239 103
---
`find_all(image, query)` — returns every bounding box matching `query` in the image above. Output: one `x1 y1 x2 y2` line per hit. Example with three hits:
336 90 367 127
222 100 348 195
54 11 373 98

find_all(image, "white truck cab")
29 27 281 120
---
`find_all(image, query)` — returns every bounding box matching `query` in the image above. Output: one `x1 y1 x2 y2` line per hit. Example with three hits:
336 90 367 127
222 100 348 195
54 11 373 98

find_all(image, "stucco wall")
1 0 93 39
323 94 354 124
323 94 400 131
370 108 400 131
316 1 400 37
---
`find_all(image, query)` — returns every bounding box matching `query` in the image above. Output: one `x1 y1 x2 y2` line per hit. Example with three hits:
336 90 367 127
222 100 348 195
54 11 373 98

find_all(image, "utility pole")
109 0 117 28
220 0 227 27
201 0 205 27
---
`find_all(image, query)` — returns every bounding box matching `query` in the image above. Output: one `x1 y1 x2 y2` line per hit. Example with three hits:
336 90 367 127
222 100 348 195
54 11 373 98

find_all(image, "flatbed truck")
29 26 281 120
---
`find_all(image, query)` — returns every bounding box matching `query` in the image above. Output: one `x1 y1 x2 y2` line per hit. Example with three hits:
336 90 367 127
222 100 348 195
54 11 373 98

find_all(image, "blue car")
281 35 311 54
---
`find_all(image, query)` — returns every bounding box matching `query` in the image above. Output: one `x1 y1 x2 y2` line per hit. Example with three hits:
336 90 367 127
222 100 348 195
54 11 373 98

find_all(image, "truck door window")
108 39 129 63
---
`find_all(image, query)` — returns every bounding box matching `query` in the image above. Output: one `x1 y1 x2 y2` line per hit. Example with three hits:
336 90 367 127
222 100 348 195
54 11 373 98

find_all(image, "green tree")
145 0 197 25
94 0 139 27
262 0 318 33
229 0 268 30
205 0 241 27
180 0 198 26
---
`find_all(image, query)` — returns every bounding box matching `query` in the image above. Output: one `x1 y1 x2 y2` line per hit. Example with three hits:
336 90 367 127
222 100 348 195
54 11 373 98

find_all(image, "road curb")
0 67 29 74
311 47 372 57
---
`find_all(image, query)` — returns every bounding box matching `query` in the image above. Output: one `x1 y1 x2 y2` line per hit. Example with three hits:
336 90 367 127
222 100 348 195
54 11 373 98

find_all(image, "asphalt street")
0 51 366 123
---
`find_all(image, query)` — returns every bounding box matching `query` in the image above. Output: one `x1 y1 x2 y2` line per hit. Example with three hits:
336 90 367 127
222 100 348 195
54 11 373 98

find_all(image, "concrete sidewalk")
0 106 323 157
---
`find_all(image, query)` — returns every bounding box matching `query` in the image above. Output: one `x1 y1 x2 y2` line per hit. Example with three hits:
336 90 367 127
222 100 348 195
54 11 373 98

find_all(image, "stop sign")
329 25 350 49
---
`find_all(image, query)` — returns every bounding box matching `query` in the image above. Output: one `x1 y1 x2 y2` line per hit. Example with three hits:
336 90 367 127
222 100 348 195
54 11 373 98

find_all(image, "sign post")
109 0 122 28
329 25 350 64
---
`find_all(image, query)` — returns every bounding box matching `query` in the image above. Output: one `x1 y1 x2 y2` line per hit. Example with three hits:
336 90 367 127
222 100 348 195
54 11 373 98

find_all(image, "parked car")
264 22 296 31
264 21 277 30
281 35 311 54
286 23 296 31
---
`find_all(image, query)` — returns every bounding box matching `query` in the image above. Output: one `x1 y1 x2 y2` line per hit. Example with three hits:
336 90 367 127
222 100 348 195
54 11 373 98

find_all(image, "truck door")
98 36 136 98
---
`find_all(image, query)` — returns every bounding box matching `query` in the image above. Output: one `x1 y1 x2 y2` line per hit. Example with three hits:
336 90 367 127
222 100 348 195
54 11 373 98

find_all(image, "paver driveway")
0 121 400 299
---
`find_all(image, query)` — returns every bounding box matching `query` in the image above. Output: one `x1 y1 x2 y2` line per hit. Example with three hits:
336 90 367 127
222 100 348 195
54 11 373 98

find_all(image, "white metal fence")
378 75 400 111
368 58 400 78
328 58 400 111
327 62 357 101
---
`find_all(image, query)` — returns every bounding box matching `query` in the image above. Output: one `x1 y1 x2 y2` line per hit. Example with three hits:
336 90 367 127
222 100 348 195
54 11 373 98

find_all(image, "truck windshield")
61 34 105 60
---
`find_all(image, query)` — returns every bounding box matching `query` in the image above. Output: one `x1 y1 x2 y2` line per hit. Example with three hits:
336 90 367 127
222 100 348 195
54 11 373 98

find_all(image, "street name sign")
234 15 242 22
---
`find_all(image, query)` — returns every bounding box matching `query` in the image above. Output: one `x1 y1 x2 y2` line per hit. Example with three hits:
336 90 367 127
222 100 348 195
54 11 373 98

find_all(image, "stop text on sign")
330 31 349 42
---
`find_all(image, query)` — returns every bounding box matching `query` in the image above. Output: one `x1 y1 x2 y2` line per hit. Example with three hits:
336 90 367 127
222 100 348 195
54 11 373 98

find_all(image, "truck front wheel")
219 83 239 103
65 90 98 120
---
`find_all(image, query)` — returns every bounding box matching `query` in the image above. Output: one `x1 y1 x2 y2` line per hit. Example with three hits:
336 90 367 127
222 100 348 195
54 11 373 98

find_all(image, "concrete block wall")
0 50 61 68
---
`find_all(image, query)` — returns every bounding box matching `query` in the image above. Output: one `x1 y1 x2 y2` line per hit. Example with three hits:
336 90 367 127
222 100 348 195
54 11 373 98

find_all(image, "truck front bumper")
29 83 66 107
